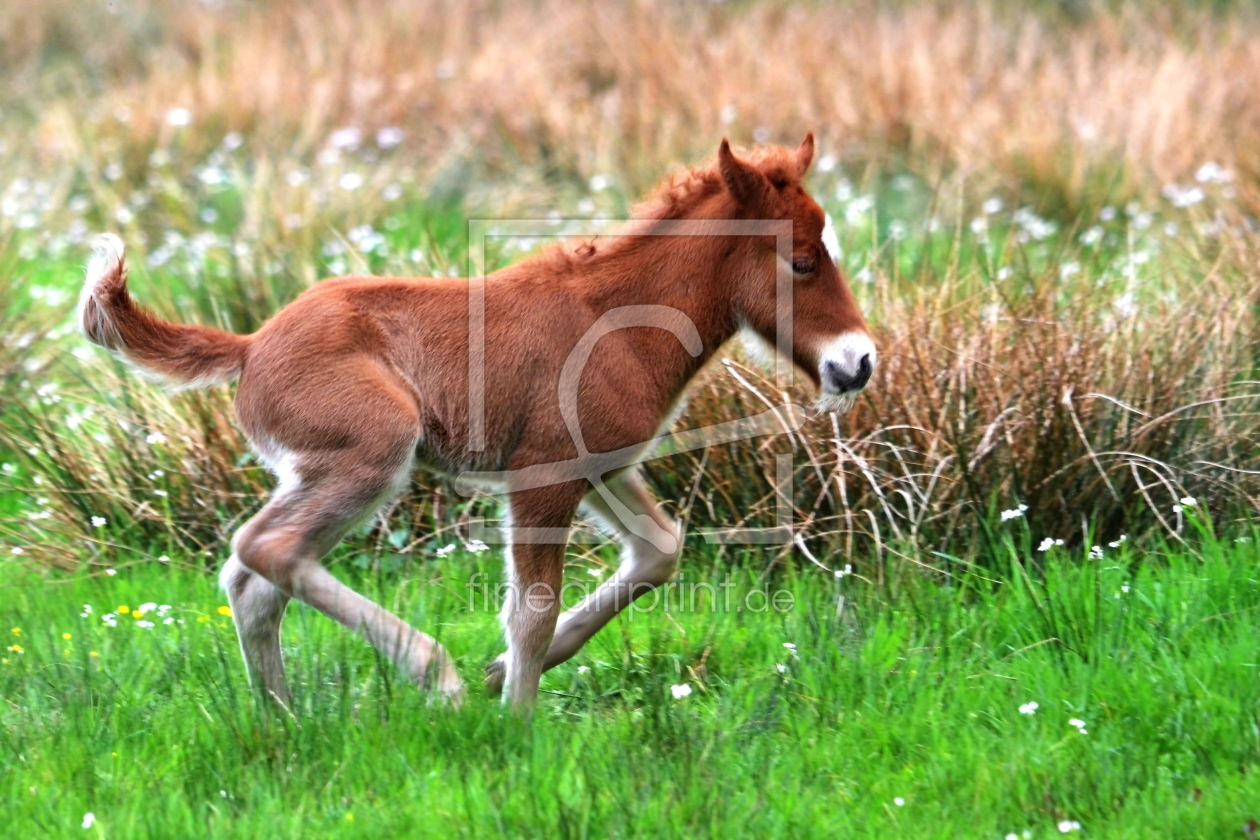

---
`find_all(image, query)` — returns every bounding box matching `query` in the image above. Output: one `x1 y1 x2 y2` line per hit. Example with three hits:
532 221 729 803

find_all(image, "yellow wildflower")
62 633 72 640
11 628 19 636
218 606 232 617
118 606 130 615
9 644 23 653
89 651 99 658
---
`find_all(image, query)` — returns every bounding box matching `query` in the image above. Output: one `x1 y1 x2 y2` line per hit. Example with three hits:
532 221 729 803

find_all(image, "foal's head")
718 135 876 411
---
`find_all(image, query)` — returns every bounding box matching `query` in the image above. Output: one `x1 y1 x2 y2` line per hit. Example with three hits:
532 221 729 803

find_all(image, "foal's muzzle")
824 354 873 393
819 332 877 396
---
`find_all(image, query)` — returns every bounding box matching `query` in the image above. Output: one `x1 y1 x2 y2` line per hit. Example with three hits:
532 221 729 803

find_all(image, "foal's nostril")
854 353 873 389
823 357 870 394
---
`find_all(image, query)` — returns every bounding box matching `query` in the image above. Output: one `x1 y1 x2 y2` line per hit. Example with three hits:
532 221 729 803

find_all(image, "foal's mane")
541 143 803 270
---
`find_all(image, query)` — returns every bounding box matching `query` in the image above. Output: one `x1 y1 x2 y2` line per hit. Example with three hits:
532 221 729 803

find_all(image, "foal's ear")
795 133 815 177
719 139 769 207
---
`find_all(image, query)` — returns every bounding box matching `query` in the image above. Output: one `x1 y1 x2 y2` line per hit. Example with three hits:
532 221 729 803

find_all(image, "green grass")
3 527 1259 838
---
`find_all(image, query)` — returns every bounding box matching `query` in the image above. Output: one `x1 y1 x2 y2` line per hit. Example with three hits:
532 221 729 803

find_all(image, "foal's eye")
792 257 816 276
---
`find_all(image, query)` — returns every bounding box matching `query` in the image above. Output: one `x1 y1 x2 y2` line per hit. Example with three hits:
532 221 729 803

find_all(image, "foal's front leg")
486 471 680 695
499 485 583 708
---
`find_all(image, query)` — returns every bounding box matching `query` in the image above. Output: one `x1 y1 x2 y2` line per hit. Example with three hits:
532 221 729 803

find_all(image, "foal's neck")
580 224 741 357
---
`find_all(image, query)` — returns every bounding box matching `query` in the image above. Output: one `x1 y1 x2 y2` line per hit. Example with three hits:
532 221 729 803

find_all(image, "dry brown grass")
665 238 1259 567
2 0 1259 568
5 0 1260 207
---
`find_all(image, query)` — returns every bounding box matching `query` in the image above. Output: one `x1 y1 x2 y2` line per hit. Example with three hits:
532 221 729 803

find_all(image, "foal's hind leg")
486 471 680 694
231 444 464 703
220 555 292 706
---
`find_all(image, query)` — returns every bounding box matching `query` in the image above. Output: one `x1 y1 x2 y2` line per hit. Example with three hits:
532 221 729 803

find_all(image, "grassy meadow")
3 0 1260 836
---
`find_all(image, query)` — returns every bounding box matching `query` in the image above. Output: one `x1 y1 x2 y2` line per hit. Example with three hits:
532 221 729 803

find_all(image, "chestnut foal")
78 135 875 709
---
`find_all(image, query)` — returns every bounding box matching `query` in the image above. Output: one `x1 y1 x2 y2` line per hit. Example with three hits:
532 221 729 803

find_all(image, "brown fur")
79 136 873 709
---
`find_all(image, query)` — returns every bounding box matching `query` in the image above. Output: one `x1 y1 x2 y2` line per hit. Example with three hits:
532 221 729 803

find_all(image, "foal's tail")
78 234 250 388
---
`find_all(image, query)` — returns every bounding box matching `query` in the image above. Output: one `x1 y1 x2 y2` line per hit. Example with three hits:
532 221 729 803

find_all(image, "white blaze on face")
821 213 841 264
817 331 876 412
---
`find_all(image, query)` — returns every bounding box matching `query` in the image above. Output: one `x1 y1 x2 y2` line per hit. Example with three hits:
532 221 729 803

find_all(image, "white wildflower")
467 540 489 553
82 813 95 829
1161 183 1204 208
375 126 404 149
1195 162 1232 184
328 126 362 150
670 683 692 699
1113 293 1138 319
1089 545 1104 560
91 516 106 528
434 543 456 557
1037 538 1064 553
893 797 905 807
1019 701 1038 715
982 197 1003 214
338 172 363 191
1058 820 1081 833
1000 504 1028 522
166 108 192 127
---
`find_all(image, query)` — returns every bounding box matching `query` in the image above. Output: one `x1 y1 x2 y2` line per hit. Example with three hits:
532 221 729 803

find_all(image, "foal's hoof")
484 656 506 696
420 654 466 708
430 681 466 709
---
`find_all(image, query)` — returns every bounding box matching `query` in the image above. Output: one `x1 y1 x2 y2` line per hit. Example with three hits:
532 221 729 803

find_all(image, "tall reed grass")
1 0 1257 570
